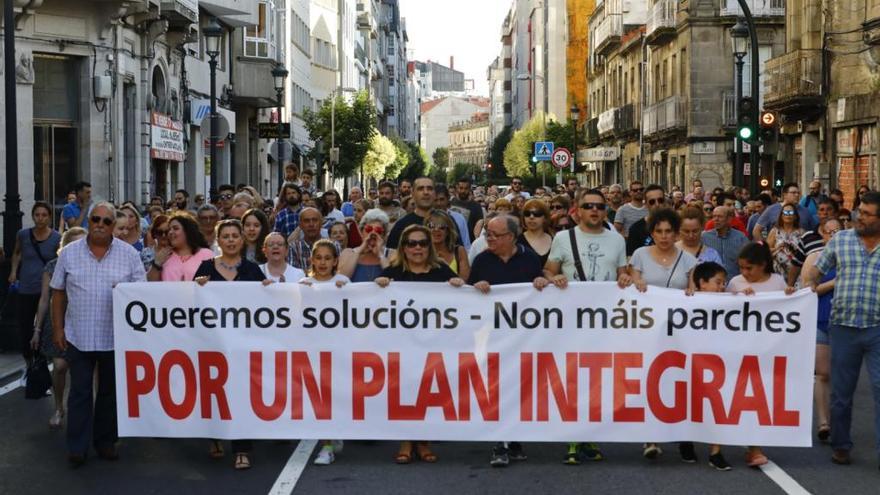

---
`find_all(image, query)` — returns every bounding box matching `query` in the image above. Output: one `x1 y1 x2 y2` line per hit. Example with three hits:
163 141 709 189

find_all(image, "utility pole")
737 0 761 196
4 0 23 253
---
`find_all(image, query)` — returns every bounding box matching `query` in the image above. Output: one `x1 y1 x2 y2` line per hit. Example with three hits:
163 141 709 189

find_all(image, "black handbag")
24 357 52 399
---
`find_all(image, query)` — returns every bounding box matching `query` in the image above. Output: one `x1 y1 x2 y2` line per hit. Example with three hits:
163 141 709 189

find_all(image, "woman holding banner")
194 219 268 470
375 224 465 464
147 213 213 282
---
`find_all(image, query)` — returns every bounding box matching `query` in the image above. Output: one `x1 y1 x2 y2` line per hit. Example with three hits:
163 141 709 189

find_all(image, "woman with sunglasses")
194 219 268 470
519 199 553 266
140 214 170 271
147 213 214 282
375 224 464 465
800 217 842 444
767 203 804 276
338 209 394 282
425 210 470 281
549 194 575 232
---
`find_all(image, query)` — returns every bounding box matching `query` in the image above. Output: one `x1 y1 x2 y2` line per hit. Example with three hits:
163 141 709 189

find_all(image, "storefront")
836 125 878 208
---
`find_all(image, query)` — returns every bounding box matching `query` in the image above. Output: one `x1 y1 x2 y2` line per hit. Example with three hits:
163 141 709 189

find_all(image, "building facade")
448 113 490 168
420 96 490 165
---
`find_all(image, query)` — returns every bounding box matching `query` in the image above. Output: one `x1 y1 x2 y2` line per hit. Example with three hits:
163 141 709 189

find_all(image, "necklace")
217 258 241 271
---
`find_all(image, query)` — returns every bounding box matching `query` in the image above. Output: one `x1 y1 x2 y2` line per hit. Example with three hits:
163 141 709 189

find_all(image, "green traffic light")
738 127 753 140
531 156 538 163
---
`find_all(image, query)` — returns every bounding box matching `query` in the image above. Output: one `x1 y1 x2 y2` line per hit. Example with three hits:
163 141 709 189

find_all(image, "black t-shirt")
194 258 266 282
467 245 543 285
386 212 429 249
450 199 484 237
626 218 653 257
380 264 457 282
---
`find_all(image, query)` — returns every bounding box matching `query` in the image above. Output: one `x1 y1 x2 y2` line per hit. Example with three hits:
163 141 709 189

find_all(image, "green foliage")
447 163 474 184
503 112 546 178
489 125 512 179
303 91 376 177
431 147 449 169
362 133 397 180
383 134 411 180
399 143 429 180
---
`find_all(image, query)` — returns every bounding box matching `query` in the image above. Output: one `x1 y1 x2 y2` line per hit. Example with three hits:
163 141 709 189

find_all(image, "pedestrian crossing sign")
534 141 554 161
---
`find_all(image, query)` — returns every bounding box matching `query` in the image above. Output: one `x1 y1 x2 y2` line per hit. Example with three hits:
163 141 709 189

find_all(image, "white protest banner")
113 282 816 446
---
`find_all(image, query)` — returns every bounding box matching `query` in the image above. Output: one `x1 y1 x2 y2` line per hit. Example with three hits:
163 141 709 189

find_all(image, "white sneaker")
331 440 344 454
313 446 335 465
643 443 663 459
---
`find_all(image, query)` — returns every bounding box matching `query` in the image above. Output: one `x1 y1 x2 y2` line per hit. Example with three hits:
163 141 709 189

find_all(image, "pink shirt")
162 248 215 281
726 273 787 293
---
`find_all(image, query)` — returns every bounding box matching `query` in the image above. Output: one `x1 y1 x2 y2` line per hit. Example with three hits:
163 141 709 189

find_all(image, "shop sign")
150 112 185 162
579 147 619 162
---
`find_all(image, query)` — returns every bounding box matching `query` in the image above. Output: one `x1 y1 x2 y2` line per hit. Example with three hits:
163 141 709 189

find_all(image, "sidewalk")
0 351 23 381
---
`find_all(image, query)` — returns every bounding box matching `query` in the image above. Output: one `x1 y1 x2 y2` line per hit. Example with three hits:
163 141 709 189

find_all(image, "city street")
1 362 879 494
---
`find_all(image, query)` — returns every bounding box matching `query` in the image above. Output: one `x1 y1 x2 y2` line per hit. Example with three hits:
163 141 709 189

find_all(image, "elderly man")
341 186 363 218
468 215 544 467
287 207 325 271
807 192 880 467
704 193 748 235
51 202 146 466
702 206 749 277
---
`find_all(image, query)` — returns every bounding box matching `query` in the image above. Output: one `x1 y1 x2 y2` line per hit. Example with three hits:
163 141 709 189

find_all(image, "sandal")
395 441 413 464
234 452 251 470
416 442 437 463
209 440 225 459
818 423 831 442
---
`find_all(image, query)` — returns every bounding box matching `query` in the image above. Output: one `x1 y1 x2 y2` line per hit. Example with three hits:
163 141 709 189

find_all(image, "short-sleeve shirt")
630 247 698 290
613 203 648 235
701 228 749 277
62 202 90 229
815 229 880 328
467 245 543 286
548 227 626 282
49 238 146 351
726 273 787 293
16 228 61 294
162 248 215 282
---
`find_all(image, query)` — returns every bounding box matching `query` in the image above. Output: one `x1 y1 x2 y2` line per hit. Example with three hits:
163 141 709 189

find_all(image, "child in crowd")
691 261 733 471
726 243 795 467
299 239 349 464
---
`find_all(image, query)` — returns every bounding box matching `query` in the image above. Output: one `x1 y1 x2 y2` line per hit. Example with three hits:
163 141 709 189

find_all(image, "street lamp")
730 18 748 189
272 63 289 190
203 18 223 203
570 105 580 176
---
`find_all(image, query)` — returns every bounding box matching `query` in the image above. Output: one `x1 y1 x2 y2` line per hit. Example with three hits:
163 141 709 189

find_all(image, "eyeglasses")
579 202 607 211
782 210 797 216
550 204 566 210
647 198 664 206
219 194 233 200
363 225 385 235
154 229 170 237
839 217 851 223
90 215 115 226
427 222 448 230
265 241 287 248
522 210 545 218
631 187 645 193
404 239 430 248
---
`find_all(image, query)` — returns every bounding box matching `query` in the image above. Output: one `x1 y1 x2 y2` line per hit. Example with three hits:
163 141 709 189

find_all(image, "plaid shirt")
273 206 302 238
49 238 146 351
815 229 880 328
288 238 314 272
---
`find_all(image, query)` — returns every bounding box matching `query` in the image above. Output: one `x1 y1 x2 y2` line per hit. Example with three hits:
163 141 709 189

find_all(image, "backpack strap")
569 228 588 282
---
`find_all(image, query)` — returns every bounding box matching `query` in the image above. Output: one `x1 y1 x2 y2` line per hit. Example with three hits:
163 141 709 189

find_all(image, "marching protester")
425 209 470 280
147 213 214 282
767 203 805 276
62 182 92 230
140 214 169 271
626 184 667 256
676 207 723 265
50 203 146 467
329 221 350 251
259 232 305 283
287 207 326 272
518 199 553 267
338 209 394 282
274 183 304 238
196 204 222 253
701 206 748 277
613 181 647 237
387 177 438 247
242 209 271 264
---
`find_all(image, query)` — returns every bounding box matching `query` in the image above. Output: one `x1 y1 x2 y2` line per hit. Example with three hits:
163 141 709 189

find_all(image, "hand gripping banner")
114 282 817 446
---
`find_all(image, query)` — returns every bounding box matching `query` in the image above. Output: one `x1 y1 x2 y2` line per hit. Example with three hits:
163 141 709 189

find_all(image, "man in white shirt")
613 181 648 237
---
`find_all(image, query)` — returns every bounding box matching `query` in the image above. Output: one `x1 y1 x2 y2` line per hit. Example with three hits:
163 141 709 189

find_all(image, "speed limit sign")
551 147 572 170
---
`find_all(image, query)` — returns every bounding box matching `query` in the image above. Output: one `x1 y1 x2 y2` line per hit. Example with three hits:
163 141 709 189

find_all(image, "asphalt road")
1 368 879 495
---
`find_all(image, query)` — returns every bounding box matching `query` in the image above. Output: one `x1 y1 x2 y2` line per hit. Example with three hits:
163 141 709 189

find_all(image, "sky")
399 0 510 96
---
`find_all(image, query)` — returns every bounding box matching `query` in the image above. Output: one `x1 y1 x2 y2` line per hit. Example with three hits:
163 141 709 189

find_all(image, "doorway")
33 125 77 226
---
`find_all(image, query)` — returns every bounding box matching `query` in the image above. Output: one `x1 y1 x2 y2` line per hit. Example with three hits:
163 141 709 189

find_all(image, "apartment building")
448 113 491 168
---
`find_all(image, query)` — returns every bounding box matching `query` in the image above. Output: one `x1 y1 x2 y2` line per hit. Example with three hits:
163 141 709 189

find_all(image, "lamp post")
3 0 22 253
570 104 580 178
730 18 748 189
203 19 223 203
272 64 289 191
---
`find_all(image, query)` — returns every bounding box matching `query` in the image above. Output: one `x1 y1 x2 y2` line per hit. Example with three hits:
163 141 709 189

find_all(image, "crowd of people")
5 162 880 473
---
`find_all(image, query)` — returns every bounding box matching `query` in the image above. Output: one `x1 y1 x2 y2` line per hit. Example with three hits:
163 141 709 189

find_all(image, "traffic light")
737 97 758 144
759 111 778 147
773 160 785 190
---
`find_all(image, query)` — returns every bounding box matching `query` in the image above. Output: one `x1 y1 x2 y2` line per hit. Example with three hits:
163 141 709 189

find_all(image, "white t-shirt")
613 203 648 236
726 273 787 293
260 263 305 283
548 227 627 282
503 191 532 201
299 273 351 286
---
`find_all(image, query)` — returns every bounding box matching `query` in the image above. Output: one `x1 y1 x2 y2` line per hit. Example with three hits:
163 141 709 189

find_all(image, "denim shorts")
817 325 830 345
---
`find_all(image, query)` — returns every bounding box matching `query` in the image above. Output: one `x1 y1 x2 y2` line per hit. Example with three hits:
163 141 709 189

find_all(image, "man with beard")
273 183 304 238
216 184 236 218
503 177 531 201
800 180 827 222
606 184 624 223
398 179 413 199
565 177 579 200
376 181 407 224
808 192 880 467
451 177 484 237
172 189 190 212
614 181 648 238
387 177 436 248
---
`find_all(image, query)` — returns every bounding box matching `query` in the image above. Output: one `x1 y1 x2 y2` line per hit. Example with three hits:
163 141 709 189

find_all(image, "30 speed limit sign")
551 147 572 170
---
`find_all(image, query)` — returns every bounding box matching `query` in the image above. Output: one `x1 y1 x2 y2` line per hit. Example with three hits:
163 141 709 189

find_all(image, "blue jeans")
66 345 117 456
829 324 880 455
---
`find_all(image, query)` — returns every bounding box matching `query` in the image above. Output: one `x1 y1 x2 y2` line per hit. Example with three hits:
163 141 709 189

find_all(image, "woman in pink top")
146 213 214 282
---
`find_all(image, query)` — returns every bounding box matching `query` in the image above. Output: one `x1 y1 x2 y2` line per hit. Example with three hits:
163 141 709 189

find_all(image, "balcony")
160 0 198 27
721 90 736 128
720 0 784 18
598 108 616 136
614 103 637 136
594 14 623 57
585 117 600 146
763 49 824 113
231 58 278 108
646 0 676 45
642 95 687 138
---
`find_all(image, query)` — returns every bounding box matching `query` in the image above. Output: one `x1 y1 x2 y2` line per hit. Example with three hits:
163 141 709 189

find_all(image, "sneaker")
331 440 344 454
679 442 697 463
490 445 509 467
643 443 663 459
581 443 604 461
709 452 732 471
313 445 335 465
507 442 527 461
563 443 581 465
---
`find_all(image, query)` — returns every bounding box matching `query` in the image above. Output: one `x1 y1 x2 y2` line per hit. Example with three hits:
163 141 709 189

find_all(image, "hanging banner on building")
114 282 816 446
150 112 185 162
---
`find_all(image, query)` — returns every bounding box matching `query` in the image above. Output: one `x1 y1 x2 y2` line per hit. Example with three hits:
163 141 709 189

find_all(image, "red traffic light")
760 111 776 127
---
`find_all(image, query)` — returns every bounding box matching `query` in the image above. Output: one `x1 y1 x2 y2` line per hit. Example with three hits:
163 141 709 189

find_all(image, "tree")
362 133 397 180
400 142 429 180
489 125 513 179
447 163 474 184
383 134 411 180
502 112 546 178
430 147 450 183
303 91 377 178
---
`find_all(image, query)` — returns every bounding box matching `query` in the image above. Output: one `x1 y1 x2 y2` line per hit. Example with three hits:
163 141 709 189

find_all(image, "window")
244 1 276 58
313 37 337 69
679 49 687 97
291 10 310 56
291 82 312 117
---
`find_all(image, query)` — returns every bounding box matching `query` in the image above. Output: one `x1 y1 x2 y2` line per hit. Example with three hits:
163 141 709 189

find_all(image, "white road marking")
0 379 21 397
760 460 812 495
267 439 317 495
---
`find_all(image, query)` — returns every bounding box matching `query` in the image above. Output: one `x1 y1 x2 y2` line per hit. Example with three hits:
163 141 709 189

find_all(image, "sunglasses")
404 239 430 248
631 187 645 193
427 222 448 230
154 229 170 237
522 210 545 218
512 181 523 186
647 198 664 206
580 202 607 211
782 210 796 216
219 194 233 200
363 225 385 235
550 204 566 210
90 215 115 226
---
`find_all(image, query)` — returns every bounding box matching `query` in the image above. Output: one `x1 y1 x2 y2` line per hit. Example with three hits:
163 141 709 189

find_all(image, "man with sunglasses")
613 181 648 238
625 184 666 256
50 202 146 467
215 184 236 218
503 177 531 201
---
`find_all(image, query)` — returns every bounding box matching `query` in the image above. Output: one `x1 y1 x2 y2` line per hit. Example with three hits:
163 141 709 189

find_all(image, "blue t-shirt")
62 202 89 228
